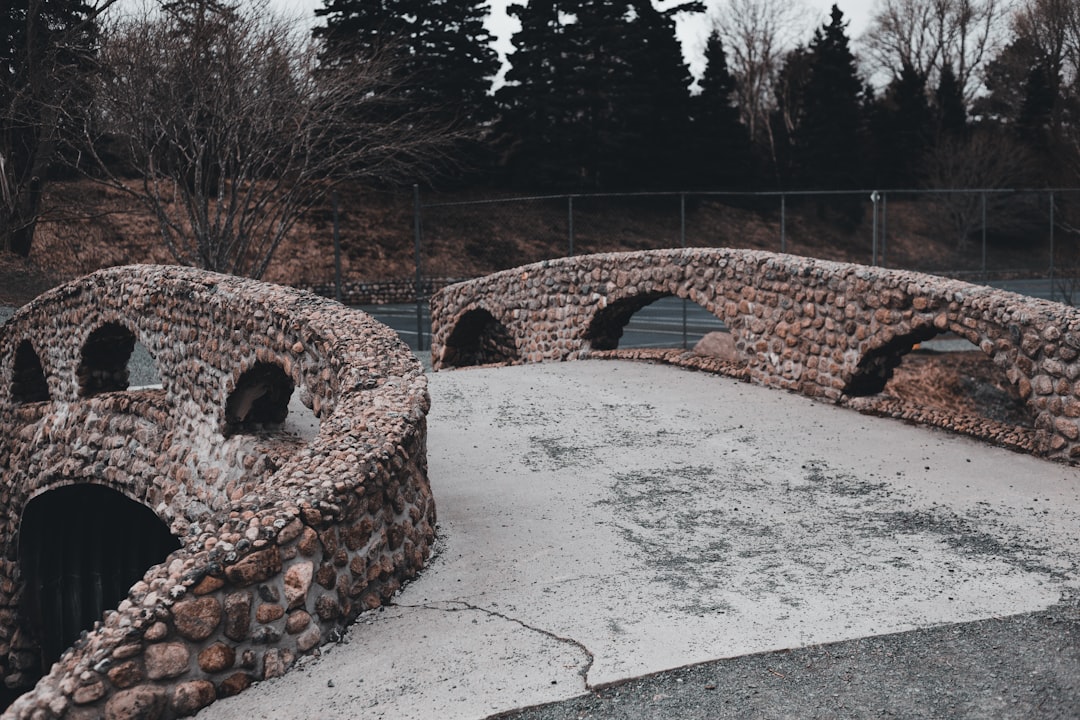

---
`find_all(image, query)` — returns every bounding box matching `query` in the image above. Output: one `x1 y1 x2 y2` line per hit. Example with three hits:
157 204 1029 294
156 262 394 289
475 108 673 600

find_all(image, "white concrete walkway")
199 360 1080 719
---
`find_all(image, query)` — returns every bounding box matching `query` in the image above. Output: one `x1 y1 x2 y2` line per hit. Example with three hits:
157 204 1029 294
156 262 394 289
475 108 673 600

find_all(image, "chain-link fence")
308 186 1080 349
419 188 1080 289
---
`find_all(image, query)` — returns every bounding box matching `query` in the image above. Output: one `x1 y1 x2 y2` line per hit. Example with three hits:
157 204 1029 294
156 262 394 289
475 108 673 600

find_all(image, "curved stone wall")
0 265 435 718
431 249 1080 462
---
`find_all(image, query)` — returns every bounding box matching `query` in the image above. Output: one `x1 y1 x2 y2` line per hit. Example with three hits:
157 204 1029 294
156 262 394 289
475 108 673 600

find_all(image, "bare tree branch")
861 0 1012 102
1 0 121 256
74 1 458 278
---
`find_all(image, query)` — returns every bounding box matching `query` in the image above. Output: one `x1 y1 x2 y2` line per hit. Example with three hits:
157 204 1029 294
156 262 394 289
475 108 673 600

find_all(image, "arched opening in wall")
12 340 49 404
587 293 731 354
17 484 181 685
845 328 1035 429
225 361 297 435
78 323 136 396
441 308 518 368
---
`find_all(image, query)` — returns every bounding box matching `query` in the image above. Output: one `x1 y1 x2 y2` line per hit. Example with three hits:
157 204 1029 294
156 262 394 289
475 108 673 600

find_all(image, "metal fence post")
981 191 987 280
332 191 343 304
413 184 424 352
780 194 786 253
681 192 687 349
1050 190 1056 303
568 196 574 256
871 191 880 266
881 192 888 267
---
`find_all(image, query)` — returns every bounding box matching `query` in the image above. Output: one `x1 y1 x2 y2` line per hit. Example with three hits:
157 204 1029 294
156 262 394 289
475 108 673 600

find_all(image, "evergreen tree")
495 0 579 187
1 0 102 256
498 0 699 190
793 5 864 193
618 0 699 188
692 30 753 188
1018 60 1058 149
871 62 932 188
933 63 967 139
769 45 811 188
315 0 498 129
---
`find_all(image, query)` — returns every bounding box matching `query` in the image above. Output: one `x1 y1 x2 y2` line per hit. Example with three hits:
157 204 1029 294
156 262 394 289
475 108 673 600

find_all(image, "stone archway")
441 308 518 368
225 361 295 434
11 341 48 404
77 323 137 397
17 484 180 683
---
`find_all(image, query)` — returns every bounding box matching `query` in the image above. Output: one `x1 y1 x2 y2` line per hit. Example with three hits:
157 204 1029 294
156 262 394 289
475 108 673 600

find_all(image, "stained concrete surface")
194 359 1080 719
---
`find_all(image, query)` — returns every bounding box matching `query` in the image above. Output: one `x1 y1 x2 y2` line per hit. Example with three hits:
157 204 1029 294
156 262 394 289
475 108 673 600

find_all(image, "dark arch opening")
17 484 181 683
77 323 136 397
845 328 1035 428
844 326 940 397
586 293 730 351
12 340 49 404
442 308 518 368
225 361 295 434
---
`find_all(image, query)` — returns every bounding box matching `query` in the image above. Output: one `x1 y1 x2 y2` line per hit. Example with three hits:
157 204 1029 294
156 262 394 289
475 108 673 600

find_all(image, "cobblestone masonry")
431 248 1080 462
0 265 435 718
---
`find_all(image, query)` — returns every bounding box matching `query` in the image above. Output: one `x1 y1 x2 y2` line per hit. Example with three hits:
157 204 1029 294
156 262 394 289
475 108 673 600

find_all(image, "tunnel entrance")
17 484 181 684
441 309 518 368
587 294 729 351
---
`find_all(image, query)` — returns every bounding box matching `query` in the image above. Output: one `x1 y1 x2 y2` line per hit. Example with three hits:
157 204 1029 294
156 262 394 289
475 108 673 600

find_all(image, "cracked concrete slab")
198 360 1080 719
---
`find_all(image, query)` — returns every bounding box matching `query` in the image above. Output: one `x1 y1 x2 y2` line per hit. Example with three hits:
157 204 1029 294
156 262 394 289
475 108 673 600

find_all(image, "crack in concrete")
392 599 596 688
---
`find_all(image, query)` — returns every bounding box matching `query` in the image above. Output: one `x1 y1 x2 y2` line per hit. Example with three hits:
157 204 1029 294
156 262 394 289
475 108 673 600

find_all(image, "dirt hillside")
0 179 1064 306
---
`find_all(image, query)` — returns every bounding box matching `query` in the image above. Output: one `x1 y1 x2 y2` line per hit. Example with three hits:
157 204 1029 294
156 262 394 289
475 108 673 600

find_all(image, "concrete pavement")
197 359 1080 719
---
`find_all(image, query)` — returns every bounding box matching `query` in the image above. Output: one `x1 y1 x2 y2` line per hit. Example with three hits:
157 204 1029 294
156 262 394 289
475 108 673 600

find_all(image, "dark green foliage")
794 5 865 193
871 62 932 188
1 0 100 256
933 63 967 140
497 0 701 191
315 0 499 131
691 31 753 189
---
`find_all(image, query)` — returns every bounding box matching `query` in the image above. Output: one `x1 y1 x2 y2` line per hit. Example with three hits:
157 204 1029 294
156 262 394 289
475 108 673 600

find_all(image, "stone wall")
0 266 435 718
431 248 1080 462
297 277 464 306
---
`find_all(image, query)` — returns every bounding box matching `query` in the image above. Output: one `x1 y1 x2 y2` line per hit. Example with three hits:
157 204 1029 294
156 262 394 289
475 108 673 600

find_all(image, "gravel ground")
497 601 1080 720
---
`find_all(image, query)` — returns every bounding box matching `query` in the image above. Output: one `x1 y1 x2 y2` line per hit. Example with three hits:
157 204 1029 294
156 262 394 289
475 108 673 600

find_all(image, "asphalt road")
360 297 727 352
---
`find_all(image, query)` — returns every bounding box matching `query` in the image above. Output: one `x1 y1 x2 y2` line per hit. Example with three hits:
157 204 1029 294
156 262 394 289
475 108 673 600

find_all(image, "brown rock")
109 642 141 660
192 575 226 596
298 528 317 557
223 591 253 641
144 622 169 642
145 642 191 680
256 603 285 623
198 643 236 674
296 625 321 652
692 332 738 362
105 686 167 720
173 596 222 641
316 563 336 589
217 672 252 699
73 680 106 704
315 594 340 621
284 562 313 609
107 661 144 689
225 548 282 586
285 610 311 634
263 649 287 679
277 518 304 545
172 680 216 716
